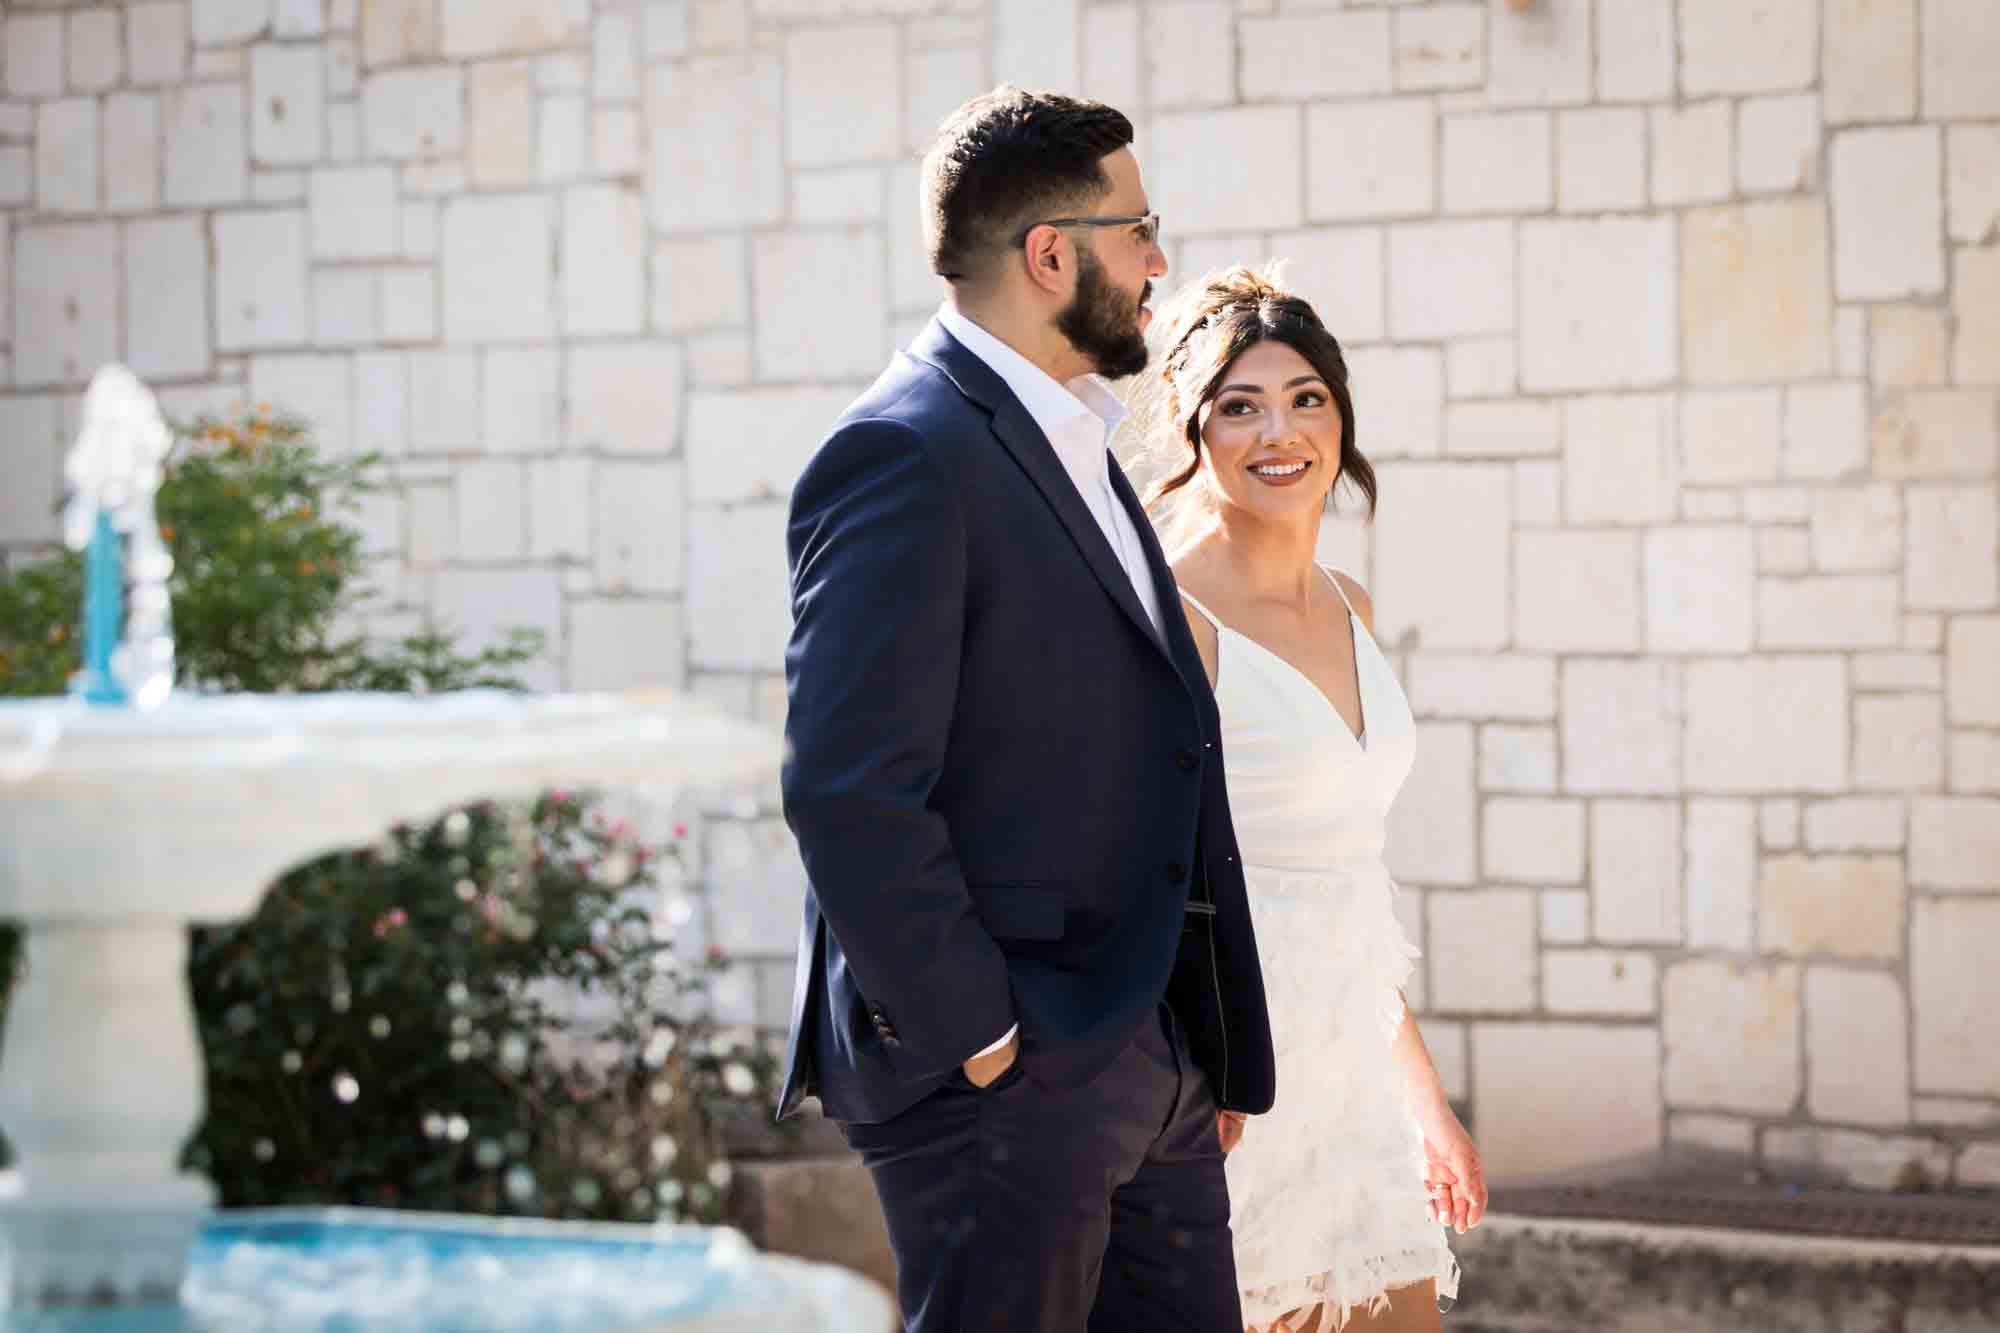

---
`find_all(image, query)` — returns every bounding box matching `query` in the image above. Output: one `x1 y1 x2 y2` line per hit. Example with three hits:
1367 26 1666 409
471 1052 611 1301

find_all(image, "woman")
1137 267 1484 1333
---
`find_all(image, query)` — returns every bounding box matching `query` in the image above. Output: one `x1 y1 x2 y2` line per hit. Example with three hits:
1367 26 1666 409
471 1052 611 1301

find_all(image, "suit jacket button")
1176 749 1198 772
1167 861 1187 883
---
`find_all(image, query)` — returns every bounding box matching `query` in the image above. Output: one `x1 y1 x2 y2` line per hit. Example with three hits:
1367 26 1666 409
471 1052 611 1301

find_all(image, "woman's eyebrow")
1218 375 1327 394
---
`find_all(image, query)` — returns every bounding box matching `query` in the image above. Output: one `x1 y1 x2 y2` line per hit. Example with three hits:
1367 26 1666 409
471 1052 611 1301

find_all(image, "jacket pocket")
970 883 1067 940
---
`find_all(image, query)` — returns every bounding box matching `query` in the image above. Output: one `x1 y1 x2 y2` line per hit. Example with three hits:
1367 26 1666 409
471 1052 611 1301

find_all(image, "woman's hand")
1217 1110 1247 1153
1420 1106 1486 1234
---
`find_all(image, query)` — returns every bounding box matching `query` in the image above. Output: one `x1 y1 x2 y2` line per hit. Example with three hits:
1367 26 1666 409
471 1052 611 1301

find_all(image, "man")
778 87 1275 1332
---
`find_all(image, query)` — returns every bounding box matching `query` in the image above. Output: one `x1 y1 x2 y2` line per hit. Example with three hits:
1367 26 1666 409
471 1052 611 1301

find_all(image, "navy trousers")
840 1004 1240 1333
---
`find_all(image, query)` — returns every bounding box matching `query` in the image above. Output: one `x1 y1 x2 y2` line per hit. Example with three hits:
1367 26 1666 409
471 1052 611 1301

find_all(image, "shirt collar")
936 303 1127 449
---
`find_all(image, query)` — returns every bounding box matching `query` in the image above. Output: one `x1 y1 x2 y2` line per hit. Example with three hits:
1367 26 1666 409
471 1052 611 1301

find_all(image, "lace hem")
1240 1244 1460 1333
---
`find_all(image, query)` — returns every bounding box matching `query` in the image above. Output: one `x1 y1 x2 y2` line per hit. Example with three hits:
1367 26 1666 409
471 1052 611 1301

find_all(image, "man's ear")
1022 225 1069 296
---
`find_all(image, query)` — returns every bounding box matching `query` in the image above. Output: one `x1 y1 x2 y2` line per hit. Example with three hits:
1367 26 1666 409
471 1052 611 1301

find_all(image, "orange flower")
160 524 176 542
299 561 317 576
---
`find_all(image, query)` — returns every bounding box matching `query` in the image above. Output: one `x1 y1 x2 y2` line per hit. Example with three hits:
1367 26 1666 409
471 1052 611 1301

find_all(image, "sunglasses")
1018 212 1162 247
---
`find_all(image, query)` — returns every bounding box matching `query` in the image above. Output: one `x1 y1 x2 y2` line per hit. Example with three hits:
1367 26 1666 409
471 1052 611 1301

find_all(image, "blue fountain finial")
63 365 177 710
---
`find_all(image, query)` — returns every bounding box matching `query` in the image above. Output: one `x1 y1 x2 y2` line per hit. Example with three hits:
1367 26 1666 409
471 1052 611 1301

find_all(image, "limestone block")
481 346 561 453
1642 527 1751 655
689 0 745 51
1474 1023 1661 1181
1393 3 1482 91
688 504 790 672
1809 486 1900 572
1079 4 1140 111
0 397 63 546
361 0 442 67
1480 724 1556 793
562 184 645 336
1910 796 2000 890
1593 0 1671 102
274 0 326 37
1305 100 1433 223
687 333 751 389
36 98 97 215
213 208 308 350
1831 127 1944 302
1912 897 2000 1095
442 193 554 343
0 149 27 208
1514 530 1640 653
594 460 685 594
469 58 536 185
1544 951 1656 1017
571 599 684 690
652 235 747 334
1445 400 1557 458
1763 1128 1950 1189
407 348 480 451
793 168 884 226
1650 101 1731 207
124 216 210 381
354 351 405 457
1916 1097 2000 1128
1556 107 1644 213
568 341 683 455
1562 660 1679 796
3 15 64 97
454 460 526 563
1738 94 1820 195
593 107 641 176
1682 201 1833 385
688 387 854 506
1837 306 1867 378
1562 394 1675 524
1685 798 1755 952
1685 657 1848 793
67 9 123 92
786 23 897 165
1664 960 1800 1114
440 0 573 58
1802 797 1906 852
1372 463 1510 651
1484 797 1584 884
1952 246 2000 385
378 267 437 342
708 820 812 955
1486 0 1588 107
193 0 271 46
1145 2 1238 108
362 66 464 158
1823 0 1917 124
126 4 189 85
165 83 249 206
1946 126 2000 245
1951 733 2000 793
1540 890 1588 944
1670 1114 1754 1155
1427 890 1536 1012
537 94 586 182
1763 797 1802 849
1443 111 1551 215
1782 382 1867 480
256 171 307 205
327 103 359 162
1681 0 1816 94
1947 615 2000 725
1760 853 1906 960
993 0 1079 95
641 1 688 62
1760 575 1902 651
250 353 352 456
1389 220 1511 340
1520 218 1675 391
1905 484 1998 611
1156 106 1303 234
1448 338 1515 400
905 46 983 154
1959 1144 2000 1188
591 12 637 102
652 56 784 231
250 42 323 164
1758 527 1810 574
1406 655 1556 721
1871 391 1998 479
1425 1019 1468 1102
524 456 590 562
1590 799 1681 944
1240 10 1387 101
426 567 563 689
1274 228 1386 347
1921 0 2000 119
1384 721 1476 885
308 165 397 260
101 95 160 216
752 230 886 381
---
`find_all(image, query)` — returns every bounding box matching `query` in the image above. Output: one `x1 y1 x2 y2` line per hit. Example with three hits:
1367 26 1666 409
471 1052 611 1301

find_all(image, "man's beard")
1058 248 1150 380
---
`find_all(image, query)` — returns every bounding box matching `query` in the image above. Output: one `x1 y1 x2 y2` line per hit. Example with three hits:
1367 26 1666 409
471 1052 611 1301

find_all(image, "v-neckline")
1220 612 1372 753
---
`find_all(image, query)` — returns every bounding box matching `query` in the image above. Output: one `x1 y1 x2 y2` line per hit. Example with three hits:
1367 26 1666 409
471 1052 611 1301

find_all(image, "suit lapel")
1108 459 1207 697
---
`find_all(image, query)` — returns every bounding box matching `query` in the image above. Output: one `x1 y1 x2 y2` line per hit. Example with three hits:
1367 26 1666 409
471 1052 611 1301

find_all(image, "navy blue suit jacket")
777 318 1275 1126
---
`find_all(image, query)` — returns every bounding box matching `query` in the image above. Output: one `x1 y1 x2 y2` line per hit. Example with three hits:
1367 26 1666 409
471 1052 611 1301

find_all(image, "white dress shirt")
935 304 1166 1062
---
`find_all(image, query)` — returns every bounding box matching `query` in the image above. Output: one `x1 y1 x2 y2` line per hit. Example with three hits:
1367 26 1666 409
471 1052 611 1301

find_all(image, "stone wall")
1 0 1996 1189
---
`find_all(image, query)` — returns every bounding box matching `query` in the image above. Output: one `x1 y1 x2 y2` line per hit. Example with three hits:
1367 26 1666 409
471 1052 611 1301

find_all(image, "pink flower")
672 823 688 840
372 908 408 939
549 789 573 805
706 944 727 965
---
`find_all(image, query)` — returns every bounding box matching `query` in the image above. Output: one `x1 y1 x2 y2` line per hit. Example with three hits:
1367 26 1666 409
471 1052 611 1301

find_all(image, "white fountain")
0 368 885 1330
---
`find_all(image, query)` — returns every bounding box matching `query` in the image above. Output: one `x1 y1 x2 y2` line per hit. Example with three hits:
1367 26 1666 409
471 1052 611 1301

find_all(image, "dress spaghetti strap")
1179 588 1224 633
1317 564 1358 619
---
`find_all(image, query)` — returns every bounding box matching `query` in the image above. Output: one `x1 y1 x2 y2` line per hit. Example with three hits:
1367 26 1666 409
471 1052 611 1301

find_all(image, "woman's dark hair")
1142 265 1376 521
921 86 1135 285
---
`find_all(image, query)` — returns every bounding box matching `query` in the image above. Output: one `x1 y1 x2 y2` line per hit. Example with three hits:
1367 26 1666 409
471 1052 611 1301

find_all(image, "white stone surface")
1913 898 2000 1096
1737 94 1820 195
568 341 683 455
787 23 897 165
653 235 747 334
1520 218 1676 391
1682 201 1833 385
362 66 463 159
1393 4 1482 91
250 42 324 165
1905 484 1999 611
1475 1023 1660 1181
645 56 782 232
1427 890 1537 1013
1304 100 1434 222
309 165 398 259
1650 101 1732 207
1680 0 1816 95
1946 126 2000 245
1832 127 1945 302
1664 960 1800 1114
1591 800 1681 944
214 208 309 350
688 387 854 505
442 193 554 343
1515 530 1640 653
1953 245 2000 385
1594 0 1672 103
453 461 526 563
1783 382 1867 481
1803 797 1907 852
1442 112 1550 215
1759 575 1902 651
752 231 885 381
688 503 790 672
1685 798 1755 951
4 15 65 98
469 58 536 187
1372 464 1510 651
562 185 645 336
1872 390 1999 479
1563 394 1676 523
1910 797 2000 891
1384 721 1476 885
1406 655 1556 721
1562 660 1679 796
67 9 123 92
1239 10 1387 101
439 0 573 58
1445 400 1557 458
36 99 99 215
1274 227 1385 346
1486 0 1589 107
1556 108 1645 213
1921 0 2000 120
1760 853 1906 960
1824 0 1918 124
1155 106 1303 234
1947 616 2000 725
164 83 248 207
0 396 63 546
594 461 684 595
1810 485 1901 572
481 346 561 453
124 216 210 381
1484 798 1584 884
1480 724 1556 793
1388 220 1511 340
1685 657 1848 793
1545 951 1657 1017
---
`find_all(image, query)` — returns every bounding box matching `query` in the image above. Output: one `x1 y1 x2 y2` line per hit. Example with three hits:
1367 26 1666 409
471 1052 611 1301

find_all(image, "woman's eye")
1295 390 1327 408
1219 400 1257 417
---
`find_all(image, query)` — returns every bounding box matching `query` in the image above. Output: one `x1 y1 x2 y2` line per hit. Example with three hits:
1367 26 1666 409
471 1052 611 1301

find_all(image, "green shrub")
0 408 769 1220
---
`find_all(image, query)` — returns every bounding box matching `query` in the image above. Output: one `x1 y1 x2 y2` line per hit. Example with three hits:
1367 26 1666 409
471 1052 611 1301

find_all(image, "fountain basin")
0 1208 893 1332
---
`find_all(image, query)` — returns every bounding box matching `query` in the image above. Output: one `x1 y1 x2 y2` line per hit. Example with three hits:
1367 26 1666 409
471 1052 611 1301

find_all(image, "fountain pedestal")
0 690 781 1310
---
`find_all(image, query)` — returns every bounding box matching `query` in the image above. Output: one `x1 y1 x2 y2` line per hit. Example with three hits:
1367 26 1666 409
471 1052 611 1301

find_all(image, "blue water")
3 1210 759 1332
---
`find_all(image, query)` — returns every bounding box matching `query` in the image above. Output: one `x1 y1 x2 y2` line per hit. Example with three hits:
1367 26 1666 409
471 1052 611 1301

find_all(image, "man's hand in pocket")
963 1031 1021 1088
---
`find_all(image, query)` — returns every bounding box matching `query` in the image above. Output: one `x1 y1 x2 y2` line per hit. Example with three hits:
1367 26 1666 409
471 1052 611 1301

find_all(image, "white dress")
1181 569 1459 1331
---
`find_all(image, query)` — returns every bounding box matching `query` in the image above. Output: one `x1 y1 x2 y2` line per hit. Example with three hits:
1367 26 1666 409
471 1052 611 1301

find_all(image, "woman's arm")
1389 998 1487 1233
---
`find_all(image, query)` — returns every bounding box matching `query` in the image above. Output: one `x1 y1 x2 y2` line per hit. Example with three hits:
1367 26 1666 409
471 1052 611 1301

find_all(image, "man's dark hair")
921 86 1135 287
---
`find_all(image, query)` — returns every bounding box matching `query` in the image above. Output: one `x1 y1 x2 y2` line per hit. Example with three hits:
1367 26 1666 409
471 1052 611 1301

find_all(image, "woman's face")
1194 338 1342 526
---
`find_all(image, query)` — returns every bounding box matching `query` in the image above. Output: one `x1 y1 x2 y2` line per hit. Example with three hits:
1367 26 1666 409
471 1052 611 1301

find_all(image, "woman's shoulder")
1321 566 1374 632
